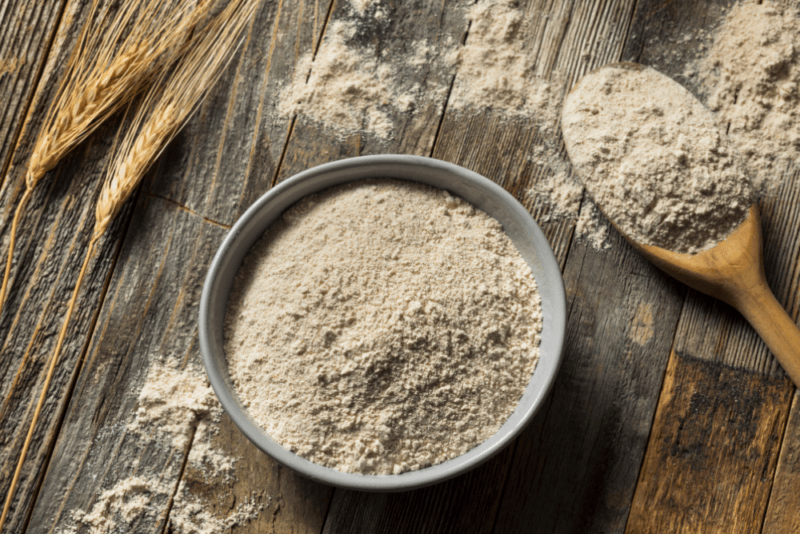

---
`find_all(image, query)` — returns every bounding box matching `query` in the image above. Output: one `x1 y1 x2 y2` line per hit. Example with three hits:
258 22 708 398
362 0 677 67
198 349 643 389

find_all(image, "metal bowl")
199 155 566 491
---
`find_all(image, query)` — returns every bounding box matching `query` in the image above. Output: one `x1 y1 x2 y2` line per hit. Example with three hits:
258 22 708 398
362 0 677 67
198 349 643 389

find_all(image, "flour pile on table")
449 0 586 230
59 475 263 534
127 359 239 481
58 358 265 533
279 15 447 140
688 0 800 191
127 359 218 449
450 0 559 122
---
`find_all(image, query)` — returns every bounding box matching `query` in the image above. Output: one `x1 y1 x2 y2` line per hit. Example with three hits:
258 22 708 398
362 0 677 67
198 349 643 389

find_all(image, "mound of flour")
692 0 800 191
562 65 753 254
225 180 542 475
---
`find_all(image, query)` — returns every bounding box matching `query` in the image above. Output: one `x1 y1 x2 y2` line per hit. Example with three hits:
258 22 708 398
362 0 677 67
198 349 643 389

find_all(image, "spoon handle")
736 280 800 388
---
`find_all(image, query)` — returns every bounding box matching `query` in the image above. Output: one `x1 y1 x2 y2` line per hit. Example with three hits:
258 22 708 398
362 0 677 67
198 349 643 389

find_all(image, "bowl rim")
199 154 566 491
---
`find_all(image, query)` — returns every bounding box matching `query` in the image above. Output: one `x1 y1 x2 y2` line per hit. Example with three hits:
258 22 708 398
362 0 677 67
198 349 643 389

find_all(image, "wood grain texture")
0 1 67 187
762 391 800 534
626 354 792 534
493 234 685 534
27 1 340 532
0 118 131 534
622 1 800 532
149 0 335 227
0 2 216 530
275 0 472 183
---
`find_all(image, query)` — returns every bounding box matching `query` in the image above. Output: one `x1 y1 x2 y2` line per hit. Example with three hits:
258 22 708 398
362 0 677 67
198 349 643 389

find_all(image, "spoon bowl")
561 62 800 387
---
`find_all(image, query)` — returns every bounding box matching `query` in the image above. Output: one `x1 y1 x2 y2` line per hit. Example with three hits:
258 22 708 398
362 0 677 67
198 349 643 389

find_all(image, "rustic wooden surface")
0 0 799 532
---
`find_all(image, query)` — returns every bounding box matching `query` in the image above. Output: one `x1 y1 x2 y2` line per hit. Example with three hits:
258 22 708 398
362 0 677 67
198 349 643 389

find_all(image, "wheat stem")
0 236 97 532
0 188 32 314
0 0 208 318
0 2 258 530
96 0 257 238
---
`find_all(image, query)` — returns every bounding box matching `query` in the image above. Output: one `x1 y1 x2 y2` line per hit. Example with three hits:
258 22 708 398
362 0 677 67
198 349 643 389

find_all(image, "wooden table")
1 0 799 532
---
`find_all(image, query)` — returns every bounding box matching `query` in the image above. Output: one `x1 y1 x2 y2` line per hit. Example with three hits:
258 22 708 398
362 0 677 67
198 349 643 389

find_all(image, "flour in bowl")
224 179 542 475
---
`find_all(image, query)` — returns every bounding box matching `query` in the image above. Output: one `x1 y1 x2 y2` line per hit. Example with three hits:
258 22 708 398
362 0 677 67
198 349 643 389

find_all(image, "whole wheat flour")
59 477 169 534
279 18 439 140
690 0 800 191
127 358 219 450
450 0 560 124
225 180 542 475
562 64 754 254
58 358 265 533
575 200 612 251
58 475 263 534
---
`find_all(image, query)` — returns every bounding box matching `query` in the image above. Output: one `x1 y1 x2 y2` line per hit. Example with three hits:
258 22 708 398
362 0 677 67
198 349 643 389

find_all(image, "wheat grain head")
94 0 258 239
25 0 211 190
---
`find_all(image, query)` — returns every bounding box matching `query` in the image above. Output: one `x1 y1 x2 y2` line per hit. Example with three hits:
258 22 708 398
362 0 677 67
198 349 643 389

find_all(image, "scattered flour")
127 358 219 450
168 483 264 534
450 0 560 125
562 64 753 254
691 0 800 191
59 358 264 533
225 180 542 475
528 147 583 222
575 200 612 251
60 477 169 534
279 18 439 139
58 475 263 534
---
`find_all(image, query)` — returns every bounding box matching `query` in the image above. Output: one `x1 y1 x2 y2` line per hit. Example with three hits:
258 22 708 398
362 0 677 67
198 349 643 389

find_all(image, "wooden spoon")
625 204 800 387
561 63 800 387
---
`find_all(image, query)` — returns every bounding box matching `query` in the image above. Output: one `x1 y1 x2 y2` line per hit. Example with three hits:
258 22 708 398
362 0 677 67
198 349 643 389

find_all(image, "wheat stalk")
96 0 257 238
0 1 257 531
0 0 209 318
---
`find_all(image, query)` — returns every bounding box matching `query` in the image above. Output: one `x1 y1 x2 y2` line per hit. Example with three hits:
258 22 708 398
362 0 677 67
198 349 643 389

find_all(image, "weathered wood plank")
620 0 800 531
626 354 791 534
185 415 333 534
762 391 800 534
25 195 223 533
0 1 141 527
492 234 685 534
322 449 515 534
27 1 339 532
0 123 132 533
0 1 67 187
149 0 334 227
